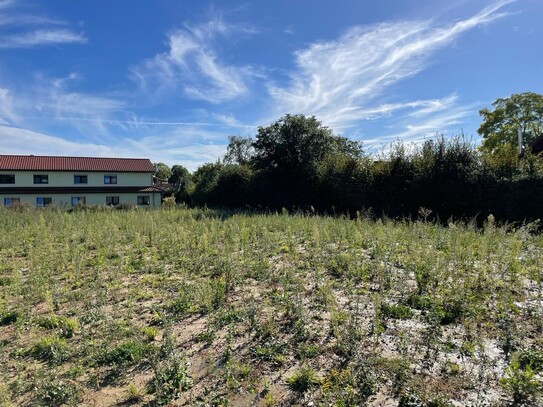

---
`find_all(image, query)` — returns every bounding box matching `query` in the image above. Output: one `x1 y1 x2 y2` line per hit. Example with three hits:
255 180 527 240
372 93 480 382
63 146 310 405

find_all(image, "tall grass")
0 207 542 405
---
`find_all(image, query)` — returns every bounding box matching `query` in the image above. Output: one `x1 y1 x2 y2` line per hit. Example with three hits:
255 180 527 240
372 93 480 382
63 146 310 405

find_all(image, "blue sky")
0 0 541 170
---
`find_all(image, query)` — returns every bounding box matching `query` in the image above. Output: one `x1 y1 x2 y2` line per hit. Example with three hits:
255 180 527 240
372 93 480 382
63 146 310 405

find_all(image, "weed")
381 302 414 320
36 315 78 338
321 364 376 406
500 360 542 405
96 340 155 366
29 336 69 364
34 376 81 406
1 207 542 405
296 343 321 360
517 348 543 372
148 353 192 405
0 310 19 326
141 326 159 342
195 329 216 343
286 366 320 393
126 383 145 402
253 339 287 365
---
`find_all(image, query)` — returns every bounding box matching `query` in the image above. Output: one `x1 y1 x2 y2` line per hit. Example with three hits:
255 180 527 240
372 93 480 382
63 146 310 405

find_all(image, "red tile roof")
139 186 164 192
0 155 155 172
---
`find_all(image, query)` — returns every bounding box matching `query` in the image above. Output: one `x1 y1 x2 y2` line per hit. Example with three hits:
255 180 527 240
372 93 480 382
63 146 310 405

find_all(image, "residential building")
0 155 162 208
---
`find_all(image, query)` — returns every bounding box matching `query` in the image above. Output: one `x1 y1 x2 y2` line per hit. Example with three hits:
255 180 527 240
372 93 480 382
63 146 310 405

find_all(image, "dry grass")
0 207 542 406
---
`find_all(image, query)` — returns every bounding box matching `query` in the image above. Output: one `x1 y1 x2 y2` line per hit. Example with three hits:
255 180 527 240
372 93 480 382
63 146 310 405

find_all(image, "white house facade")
0 155 162 208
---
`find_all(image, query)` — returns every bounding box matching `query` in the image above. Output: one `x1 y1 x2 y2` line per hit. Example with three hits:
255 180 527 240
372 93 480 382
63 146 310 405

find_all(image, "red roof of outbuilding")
0 155 155 172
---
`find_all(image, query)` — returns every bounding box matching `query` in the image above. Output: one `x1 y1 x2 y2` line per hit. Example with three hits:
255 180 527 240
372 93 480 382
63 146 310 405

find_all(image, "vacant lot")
0 208 542 406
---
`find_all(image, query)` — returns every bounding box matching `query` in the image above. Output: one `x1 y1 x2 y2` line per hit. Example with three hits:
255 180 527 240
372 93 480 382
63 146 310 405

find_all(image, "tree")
478 92 543 155
190 162 222 206
169 165 193 203
223 136 255 165
251 114 363 207
153 162 172 181
169 165 190 186
252 114 362 176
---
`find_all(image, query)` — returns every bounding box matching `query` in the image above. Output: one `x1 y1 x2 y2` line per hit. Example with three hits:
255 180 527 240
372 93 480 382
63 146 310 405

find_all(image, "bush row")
182 136 543 224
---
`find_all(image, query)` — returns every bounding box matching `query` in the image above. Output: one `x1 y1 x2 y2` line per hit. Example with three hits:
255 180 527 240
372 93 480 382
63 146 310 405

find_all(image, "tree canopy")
153 162 172 181
223 136 254 166
252 114 362 176
478 92 543 155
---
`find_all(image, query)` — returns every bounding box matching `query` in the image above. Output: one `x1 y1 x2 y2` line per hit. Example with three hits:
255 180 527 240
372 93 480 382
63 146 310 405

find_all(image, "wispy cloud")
131 16 257 103
0 1 86 48
0 124 229 171
0 87 19 125
0 29 86 48
362 100 474 151
268 0 514 133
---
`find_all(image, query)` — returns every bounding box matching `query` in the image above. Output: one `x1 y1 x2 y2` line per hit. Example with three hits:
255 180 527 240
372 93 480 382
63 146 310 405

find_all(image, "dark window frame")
0 174 15 184
106 196 119 205
4 197 20 207
33 174 49 184
37 197 52 207
74 175 88 184
71 196 86 206
104 175 117 184
137 195 150 205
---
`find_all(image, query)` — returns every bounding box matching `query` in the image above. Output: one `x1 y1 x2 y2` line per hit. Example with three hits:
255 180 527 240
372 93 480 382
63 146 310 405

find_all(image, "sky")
0 0 541 170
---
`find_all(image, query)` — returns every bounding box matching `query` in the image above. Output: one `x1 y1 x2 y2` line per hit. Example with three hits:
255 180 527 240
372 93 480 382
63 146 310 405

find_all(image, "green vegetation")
159 108 543 223
478 92 543 156
1 207 542 405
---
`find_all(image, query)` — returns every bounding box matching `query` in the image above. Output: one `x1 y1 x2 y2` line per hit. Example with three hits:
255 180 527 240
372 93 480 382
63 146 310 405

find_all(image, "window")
74 175 88 184
104 175 117 184
0 174 15 184
4 197 20 207
137 196 150 205
71 197 86 206
37 197 52 207
106 196 119 205
33 174 49 184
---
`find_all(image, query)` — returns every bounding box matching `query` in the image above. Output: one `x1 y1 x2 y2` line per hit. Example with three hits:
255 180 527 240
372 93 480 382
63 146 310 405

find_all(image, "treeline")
162 114 543 223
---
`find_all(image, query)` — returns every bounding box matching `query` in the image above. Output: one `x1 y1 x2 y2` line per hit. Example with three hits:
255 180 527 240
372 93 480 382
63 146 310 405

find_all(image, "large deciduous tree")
153 162 172 181
223 136 255 166
251 114 363 207
252 114 362 176
478 92 543 155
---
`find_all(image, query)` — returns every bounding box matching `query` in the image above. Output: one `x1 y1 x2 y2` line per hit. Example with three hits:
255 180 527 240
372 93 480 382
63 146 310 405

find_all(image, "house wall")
0 192 162 208
0 171 153 187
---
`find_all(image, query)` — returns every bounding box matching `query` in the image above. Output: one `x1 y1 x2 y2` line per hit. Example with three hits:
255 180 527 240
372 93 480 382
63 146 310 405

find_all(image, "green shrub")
500 360 542 404
0 309 19 326
97 340 155 366
36 315 78 338
398 389 453 407
35 378 82 406
517 348 543 373
296 343 321 360
320 359 377 405
29 336 69 364
148 354 192 405
286 366 320 393
381 303 414 320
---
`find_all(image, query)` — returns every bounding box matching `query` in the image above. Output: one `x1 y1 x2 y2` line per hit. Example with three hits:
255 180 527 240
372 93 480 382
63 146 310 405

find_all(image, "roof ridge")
0 154 150 161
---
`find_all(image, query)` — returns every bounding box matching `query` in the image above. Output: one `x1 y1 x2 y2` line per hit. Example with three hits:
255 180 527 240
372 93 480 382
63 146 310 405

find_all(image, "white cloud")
362 102 474 152
131 17 256 103
0 124 228 171
0 29 86 48
0 87 19 125
0 1 86 48
0 126 116 157
268 0 514 132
